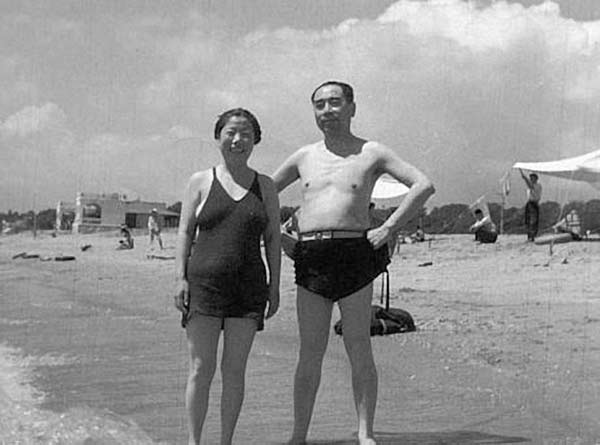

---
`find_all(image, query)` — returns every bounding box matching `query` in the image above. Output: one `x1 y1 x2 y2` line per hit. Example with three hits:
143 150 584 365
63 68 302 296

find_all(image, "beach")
1 230 599 444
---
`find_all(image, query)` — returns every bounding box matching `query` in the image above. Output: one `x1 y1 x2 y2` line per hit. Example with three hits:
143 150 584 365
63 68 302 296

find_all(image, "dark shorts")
294 237 390 301
475 228 498 244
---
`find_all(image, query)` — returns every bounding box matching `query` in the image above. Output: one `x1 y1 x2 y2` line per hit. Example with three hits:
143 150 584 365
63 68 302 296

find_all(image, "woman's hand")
265 286 280 319
174 279 190 315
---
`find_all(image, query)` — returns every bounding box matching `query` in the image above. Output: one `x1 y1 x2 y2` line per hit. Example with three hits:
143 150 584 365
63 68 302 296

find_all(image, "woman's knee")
189 356 217 384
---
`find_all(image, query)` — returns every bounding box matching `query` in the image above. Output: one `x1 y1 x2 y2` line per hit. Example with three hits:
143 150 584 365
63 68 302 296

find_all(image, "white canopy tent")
371 174 410 208
513 149 600 188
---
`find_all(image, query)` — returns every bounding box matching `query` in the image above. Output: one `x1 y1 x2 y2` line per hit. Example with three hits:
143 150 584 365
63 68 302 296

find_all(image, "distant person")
469 209 498 244
520 169 542 241
410 225 425 243
117 224 134 250
174 108 281 445
553 209 582 240
147 209 164 250
273 81 434 445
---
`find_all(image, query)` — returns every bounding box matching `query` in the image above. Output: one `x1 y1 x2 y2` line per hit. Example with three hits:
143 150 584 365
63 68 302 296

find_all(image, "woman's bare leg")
186 315 222 445
220 318 258 445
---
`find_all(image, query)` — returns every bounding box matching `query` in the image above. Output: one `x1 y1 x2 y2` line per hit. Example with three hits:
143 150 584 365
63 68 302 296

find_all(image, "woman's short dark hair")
310 81 354 103
214 108 262 144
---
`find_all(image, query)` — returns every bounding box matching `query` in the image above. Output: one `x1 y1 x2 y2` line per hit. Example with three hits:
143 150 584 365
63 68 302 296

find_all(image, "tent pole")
500 193 505 235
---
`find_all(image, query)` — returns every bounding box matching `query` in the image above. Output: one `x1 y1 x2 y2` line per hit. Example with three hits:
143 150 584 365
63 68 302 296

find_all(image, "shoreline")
0 232 599 444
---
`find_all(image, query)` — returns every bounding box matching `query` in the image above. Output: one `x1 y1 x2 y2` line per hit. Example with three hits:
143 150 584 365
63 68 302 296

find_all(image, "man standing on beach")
273 81 435 444
147 208 164 250
519 169 542 241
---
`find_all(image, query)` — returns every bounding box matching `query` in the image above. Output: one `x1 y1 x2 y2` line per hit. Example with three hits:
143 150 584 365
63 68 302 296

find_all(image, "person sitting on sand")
410 225 425 243
553 209 582 241
117 224 134 250
173 108 281 445
469 209 498 244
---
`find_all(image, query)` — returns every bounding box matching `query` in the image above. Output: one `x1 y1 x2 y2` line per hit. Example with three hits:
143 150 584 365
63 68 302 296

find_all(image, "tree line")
3 199 600 234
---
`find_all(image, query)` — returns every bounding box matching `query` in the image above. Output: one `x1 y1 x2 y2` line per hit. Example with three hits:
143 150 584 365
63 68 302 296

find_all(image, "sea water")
0 343 156 444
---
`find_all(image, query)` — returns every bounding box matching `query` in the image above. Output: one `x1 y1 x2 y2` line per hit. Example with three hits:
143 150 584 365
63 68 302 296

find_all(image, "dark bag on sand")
334 271 416 336
334 305 416 336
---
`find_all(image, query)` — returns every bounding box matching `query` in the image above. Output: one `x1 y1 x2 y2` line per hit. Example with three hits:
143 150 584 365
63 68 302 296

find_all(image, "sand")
0 230 599 444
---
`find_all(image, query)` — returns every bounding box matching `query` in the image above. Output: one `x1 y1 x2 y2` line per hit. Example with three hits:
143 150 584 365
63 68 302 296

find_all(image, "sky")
3 0 600 212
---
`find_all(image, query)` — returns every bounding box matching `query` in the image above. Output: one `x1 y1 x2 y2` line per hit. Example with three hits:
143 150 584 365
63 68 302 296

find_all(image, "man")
147 208 164 250
519 169 542 241
553 209 582 240
469 208 498 244
273 81 434 445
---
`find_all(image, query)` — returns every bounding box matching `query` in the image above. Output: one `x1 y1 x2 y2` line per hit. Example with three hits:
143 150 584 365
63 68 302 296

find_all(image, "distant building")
71 192 179 233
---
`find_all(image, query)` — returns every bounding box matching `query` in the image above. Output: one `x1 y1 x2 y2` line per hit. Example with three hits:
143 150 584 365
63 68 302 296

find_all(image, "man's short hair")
214 108 262 144
474 209 483 216
310 81 354 104
530 173 539 180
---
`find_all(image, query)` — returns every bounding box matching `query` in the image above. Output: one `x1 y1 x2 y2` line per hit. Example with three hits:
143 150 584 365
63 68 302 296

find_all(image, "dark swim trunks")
294 237 390 301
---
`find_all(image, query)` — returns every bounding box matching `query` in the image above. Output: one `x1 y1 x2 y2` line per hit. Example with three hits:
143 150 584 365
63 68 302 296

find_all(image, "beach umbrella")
371 174 410 208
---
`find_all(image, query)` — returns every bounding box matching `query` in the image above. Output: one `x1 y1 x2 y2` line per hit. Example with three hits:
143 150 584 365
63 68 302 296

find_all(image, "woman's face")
217 116 255 163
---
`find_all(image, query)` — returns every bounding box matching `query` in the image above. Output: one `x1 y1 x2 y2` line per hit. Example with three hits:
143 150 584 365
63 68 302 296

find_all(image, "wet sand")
0 230 599 444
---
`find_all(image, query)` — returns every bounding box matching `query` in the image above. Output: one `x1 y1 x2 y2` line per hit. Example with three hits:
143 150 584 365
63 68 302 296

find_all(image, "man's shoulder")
298 140 323 152
360 140 398 160
288 141 323 161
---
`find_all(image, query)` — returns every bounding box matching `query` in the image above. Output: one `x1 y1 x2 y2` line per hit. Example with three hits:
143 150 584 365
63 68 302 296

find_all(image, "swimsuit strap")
250 172 263 201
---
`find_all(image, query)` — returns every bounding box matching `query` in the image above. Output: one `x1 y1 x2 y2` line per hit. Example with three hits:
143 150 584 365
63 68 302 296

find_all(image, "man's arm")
469 216 490 232
272 149 304 192
368 145 435 249
258 175 281 319
519 169 533 189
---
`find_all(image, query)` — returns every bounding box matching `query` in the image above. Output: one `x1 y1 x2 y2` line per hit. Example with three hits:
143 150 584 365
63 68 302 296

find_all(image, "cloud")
0 103 67 138
6 1 600 211
132 0 600 206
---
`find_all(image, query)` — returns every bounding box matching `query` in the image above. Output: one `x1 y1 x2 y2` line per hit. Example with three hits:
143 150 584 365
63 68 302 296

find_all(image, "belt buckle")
315 231 323 240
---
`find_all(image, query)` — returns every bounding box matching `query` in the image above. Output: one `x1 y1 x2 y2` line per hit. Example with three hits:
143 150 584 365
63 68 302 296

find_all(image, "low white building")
71 192 179 233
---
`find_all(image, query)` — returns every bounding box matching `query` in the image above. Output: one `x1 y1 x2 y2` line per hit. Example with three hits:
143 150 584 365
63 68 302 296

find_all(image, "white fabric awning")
513 149 600 186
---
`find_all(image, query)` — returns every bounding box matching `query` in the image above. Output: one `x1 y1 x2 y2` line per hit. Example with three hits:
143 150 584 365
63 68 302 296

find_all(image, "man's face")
312 84 355 134
530 174 538 183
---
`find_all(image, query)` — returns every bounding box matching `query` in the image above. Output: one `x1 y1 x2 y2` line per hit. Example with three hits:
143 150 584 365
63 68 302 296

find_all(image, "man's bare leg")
185 315 222 445
220 318 257 445
289 287 333 444
338 283 377 445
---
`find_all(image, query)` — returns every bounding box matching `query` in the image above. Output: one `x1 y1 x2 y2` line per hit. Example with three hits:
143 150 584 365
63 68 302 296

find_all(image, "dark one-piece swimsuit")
183 168 269 330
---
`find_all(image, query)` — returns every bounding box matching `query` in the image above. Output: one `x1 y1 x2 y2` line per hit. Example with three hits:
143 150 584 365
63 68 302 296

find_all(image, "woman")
174 108 281 445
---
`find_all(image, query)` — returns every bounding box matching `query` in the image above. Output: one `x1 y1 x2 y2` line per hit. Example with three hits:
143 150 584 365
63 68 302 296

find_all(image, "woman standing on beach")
174 108 281 445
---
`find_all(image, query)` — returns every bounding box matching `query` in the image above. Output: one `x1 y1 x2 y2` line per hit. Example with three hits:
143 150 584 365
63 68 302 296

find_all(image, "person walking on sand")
148 209 164 250
519 169 542 241
174 108 281 445
272 81 435 445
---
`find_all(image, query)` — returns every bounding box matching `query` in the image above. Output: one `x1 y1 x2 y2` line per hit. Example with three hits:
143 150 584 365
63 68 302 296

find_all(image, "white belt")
298 230 365 242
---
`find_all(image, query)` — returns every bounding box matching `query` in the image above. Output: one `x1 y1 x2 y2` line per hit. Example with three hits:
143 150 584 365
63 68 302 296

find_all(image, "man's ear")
350 102 356 118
